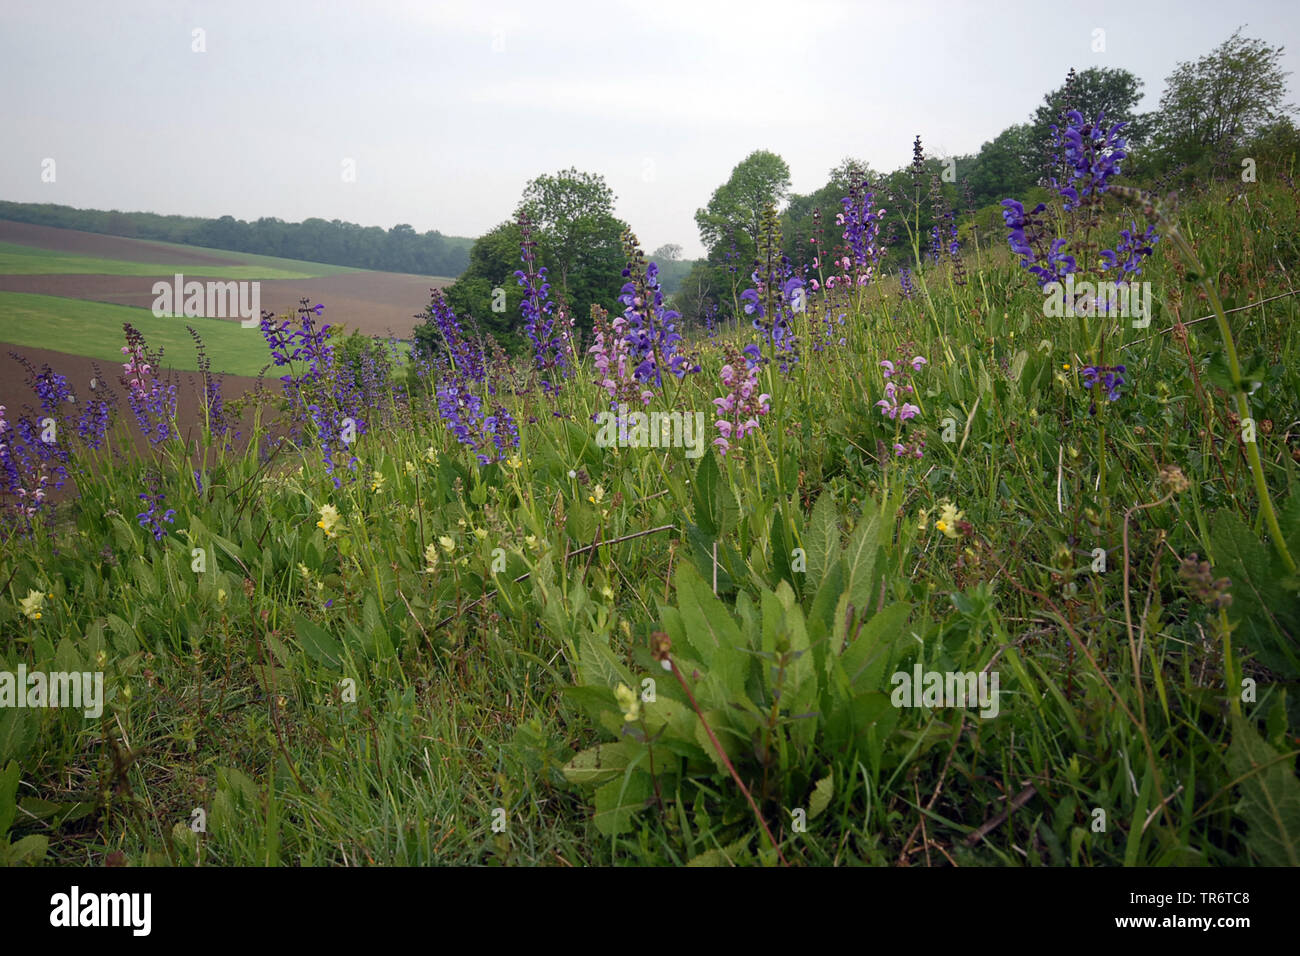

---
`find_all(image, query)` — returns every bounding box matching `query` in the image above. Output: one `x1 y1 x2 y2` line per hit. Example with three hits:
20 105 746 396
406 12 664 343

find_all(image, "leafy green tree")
442 221 526 339
1149 29 1297 172
516 168 618 302
963 123 1038 208
695 150 792 263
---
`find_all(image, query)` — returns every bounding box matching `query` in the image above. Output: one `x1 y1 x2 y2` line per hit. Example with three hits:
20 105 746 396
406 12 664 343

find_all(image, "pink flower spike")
899 403 921 421
910 356 928 371
880 360 895 377
893 443 906 456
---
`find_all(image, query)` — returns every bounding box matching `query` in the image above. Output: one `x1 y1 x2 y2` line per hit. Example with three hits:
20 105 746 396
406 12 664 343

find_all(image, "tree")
652 243 682 263
443 220 527 338
1150 29 1296 169
694 150 792 262
446 202 627 345
516 167 617 301
964 123 1038 208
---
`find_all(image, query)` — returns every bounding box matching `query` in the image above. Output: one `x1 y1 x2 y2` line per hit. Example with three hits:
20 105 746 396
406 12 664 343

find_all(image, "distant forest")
0 200 473 277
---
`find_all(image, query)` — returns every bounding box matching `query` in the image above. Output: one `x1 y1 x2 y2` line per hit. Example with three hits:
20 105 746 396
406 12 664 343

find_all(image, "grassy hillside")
1 178 1298 867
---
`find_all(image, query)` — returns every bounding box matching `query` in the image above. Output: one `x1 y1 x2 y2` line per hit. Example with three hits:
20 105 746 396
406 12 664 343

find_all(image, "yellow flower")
370 470 387 493
19 589 45 621
438 535 456 554
588 484 605 505
216 588 228 605
404 460 416 476
423 543 440 573
916 508 930 532
524 534 538 551
472 527 488 541
614 683 641 722
934 501 964 539
423 446 438 464
317 504 342 538
506 455 523 469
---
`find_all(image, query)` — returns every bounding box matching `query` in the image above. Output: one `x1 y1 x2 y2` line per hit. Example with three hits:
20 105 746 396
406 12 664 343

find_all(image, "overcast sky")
2 0 1296 259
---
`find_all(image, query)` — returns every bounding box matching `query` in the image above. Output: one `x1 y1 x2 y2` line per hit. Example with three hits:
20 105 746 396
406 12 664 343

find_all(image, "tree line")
0 200 473 277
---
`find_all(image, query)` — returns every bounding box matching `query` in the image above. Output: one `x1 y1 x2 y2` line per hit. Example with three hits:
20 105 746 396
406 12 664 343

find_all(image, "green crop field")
0 292 273 376
0 242 323 280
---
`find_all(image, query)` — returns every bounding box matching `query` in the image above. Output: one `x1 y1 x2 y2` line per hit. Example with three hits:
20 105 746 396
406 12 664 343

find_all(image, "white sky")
2 0 1296 259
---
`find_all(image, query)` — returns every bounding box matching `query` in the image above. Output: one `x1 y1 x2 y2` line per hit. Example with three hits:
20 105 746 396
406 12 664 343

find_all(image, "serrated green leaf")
842 505 883 617
804 491 839 591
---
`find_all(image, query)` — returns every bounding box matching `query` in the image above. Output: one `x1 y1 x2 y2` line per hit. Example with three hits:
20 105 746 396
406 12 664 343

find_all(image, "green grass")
0 292 272 376
0 242 322 279
1 178 1299 867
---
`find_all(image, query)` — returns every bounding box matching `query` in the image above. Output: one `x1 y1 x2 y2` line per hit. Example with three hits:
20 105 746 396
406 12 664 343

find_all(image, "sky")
1 0 1297 259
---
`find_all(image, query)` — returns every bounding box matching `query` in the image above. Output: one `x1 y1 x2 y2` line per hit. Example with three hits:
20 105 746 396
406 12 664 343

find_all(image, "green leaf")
3 833 48 865
771 511 793 587
1210 510 1300 677
804 491 839 591
0 760 18 836
18 797 96 826
294 613 343 669
593 772 652 836
693 451 739 538
839 602 911 687
673 564 747 692
562 742 635 787
1227 713 1300 866
687 834 753 866
808 773 834 820
576 632 634 692
842 504 882 615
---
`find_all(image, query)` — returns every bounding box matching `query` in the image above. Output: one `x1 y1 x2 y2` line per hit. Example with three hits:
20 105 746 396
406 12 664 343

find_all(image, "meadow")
1 155 1298 867
0 293 274 377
